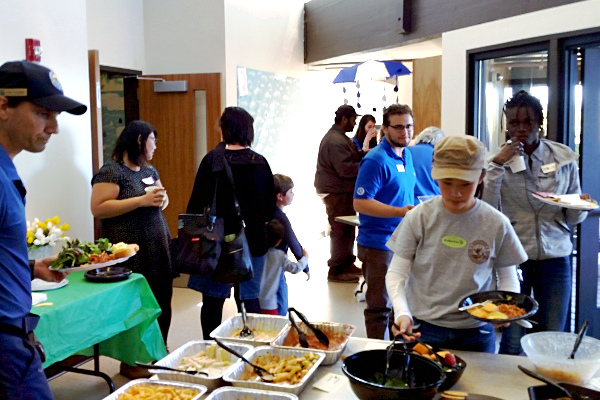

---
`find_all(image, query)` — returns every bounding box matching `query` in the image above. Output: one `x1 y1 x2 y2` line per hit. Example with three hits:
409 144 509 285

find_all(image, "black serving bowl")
342 349 445 400
391 341 466 391
528 383 600 400
459 290 539 324
438 353 466 391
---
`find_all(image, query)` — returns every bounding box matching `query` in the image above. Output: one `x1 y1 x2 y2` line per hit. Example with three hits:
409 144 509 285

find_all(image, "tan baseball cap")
431 135 485 182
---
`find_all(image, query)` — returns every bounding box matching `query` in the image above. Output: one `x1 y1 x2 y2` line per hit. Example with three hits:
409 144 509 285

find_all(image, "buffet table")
298 337 544 400
32 271 167 369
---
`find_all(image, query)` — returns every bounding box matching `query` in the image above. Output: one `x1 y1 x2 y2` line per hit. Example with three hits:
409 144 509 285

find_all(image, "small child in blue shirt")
259 219 309 315
260 174 310 315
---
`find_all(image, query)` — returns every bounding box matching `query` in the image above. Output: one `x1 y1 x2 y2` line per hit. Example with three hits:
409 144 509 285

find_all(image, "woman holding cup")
90 120 173 354
483 90 588 354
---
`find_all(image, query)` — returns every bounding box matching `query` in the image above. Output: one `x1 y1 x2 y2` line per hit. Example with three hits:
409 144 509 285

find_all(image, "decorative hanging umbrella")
332 60 411 83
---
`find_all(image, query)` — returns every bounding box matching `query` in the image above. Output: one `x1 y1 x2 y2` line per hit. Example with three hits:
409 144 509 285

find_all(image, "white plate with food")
532 192 598 210
53 254 135 272
31 278 69 291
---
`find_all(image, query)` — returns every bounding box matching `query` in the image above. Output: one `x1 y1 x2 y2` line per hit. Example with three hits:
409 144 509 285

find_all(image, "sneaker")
119 362 152 379
327 272 360 283
346 264 363 276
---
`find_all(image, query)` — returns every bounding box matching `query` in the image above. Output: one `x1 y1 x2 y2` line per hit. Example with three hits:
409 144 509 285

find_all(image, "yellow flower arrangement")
26 216 70 250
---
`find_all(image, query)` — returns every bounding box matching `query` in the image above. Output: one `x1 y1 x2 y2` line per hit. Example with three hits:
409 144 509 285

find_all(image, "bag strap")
222 156 244 223
211 142 244 223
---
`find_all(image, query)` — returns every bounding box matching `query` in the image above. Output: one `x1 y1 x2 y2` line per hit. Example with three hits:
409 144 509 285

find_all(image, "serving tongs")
288 307 329 348
288 312 309 348
384 335 415 387
213 338 274 382
239 302 254 339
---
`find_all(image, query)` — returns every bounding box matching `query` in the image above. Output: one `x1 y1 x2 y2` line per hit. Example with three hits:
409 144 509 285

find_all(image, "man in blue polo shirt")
354 104 416 340
0 60 87 400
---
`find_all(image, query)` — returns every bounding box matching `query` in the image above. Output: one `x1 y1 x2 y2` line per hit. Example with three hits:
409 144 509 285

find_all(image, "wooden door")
138 73 222 236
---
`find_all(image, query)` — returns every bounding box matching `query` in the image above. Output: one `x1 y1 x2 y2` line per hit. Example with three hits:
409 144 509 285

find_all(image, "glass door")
565 36 600 337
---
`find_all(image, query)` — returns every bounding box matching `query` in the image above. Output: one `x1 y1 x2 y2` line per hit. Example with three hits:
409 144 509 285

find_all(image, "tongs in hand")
288 307 329 347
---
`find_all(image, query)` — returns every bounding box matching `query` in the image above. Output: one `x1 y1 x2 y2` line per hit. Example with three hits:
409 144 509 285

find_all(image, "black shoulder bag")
211 153 254 284
172 178 224 275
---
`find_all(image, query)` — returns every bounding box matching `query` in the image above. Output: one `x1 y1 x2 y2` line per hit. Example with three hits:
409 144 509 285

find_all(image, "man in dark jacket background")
314 105 363 283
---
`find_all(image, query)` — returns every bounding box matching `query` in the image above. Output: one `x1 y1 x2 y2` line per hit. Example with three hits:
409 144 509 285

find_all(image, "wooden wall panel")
412 56 441 135
138 73 221 236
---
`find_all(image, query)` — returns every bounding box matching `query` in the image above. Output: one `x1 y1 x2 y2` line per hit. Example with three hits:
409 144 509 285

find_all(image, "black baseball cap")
0 61 87 115
335 104 359 119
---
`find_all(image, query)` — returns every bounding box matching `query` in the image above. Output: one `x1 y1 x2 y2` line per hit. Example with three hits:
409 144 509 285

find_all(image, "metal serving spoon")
134 361 208 376
213 338 274 382
239 303 254 339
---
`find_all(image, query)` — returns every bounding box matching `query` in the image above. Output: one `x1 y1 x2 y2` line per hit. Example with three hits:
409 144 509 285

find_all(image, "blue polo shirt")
354 137 416 250
0 145 31 322
408 142 440 197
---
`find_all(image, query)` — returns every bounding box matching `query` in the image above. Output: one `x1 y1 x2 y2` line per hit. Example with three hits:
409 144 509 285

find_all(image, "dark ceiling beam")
304 0 587 64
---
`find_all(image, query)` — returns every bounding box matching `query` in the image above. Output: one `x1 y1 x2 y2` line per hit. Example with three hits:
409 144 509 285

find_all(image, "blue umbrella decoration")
333 60 411 108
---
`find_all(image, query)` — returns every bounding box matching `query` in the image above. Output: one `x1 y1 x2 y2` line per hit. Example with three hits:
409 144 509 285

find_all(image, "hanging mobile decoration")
342 85 348 105
356 81 361 108
382 85 387 102
394 76 399 103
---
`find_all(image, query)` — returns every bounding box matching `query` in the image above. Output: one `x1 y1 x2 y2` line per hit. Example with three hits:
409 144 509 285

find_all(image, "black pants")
323 193 356 274
145 274 173 344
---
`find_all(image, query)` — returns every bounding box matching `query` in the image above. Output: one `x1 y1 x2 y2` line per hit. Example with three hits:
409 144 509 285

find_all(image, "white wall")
87 0 146 71
441 0 600 137
143 0 226 75
224 0 307 106
0 0 94 246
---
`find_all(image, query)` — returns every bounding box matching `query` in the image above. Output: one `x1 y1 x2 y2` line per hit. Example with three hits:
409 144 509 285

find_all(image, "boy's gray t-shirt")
386 197 527 329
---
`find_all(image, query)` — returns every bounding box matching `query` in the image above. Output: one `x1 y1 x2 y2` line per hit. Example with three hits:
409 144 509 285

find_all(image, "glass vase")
28 246 52 261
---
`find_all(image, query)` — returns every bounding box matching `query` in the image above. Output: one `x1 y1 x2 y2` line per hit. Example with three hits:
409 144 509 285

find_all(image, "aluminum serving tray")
210 314 289 346
100 378 207 400
222 346 325 395
150 340 253 391
205 386 299 400
270 321 355 366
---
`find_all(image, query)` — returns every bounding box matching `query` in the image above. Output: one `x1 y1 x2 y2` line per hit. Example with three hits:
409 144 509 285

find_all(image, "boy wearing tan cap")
385 135 527 353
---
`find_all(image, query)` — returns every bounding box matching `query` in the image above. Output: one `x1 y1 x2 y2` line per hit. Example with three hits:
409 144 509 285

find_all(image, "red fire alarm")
25 39 42 62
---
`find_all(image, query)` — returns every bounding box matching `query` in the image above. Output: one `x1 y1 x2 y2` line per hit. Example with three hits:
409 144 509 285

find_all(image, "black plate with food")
528 383 600 400
84 266 132 283
459 290 539 323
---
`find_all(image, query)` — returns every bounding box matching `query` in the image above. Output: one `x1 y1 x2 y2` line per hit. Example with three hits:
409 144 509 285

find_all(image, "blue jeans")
276 270 288 316
414 318 496 353
499 257 571 355
357 244 393 340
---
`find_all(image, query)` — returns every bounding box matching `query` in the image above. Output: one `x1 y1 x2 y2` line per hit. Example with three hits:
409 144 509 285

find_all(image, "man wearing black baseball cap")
0 60 87 399
314 104 364 283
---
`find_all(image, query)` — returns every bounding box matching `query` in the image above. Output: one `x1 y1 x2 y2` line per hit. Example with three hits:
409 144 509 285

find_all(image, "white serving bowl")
521 331 600 384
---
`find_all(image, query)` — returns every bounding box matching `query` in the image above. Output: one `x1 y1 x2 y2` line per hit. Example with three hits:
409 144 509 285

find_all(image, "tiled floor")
48 235 367 399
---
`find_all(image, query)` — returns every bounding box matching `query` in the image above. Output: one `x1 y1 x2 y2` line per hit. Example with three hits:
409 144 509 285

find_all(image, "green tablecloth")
32 271 167 368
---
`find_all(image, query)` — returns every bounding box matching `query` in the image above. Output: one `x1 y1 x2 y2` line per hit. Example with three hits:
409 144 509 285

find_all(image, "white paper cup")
508 155 526 173
145 186 161 193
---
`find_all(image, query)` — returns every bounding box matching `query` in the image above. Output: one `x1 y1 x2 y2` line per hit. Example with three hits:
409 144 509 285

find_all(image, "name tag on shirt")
396 164 405 172
142 176 155 185
541 163 556 174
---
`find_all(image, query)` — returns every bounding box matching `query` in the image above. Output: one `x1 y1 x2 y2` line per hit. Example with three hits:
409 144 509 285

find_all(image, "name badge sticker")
541 163 556 174
442 235 467 248
142 176 155 185
396 164 405 172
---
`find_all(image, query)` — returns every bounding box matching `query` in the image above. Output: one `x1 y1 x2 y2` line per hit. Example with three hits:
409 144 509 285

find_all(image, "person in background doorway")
352 114 378 153
387 135 526 353
409 126 445 201
353 104 416 339
483 90 589 354
1 60 86 400
259 219 309 315
186 107 275 339
272 174 310 315
315 105 364 283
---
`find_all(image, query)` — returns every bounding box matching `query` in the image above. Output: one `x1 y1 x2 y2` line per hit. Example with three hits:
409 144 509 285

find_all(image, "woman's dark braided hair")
503 90 544 126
